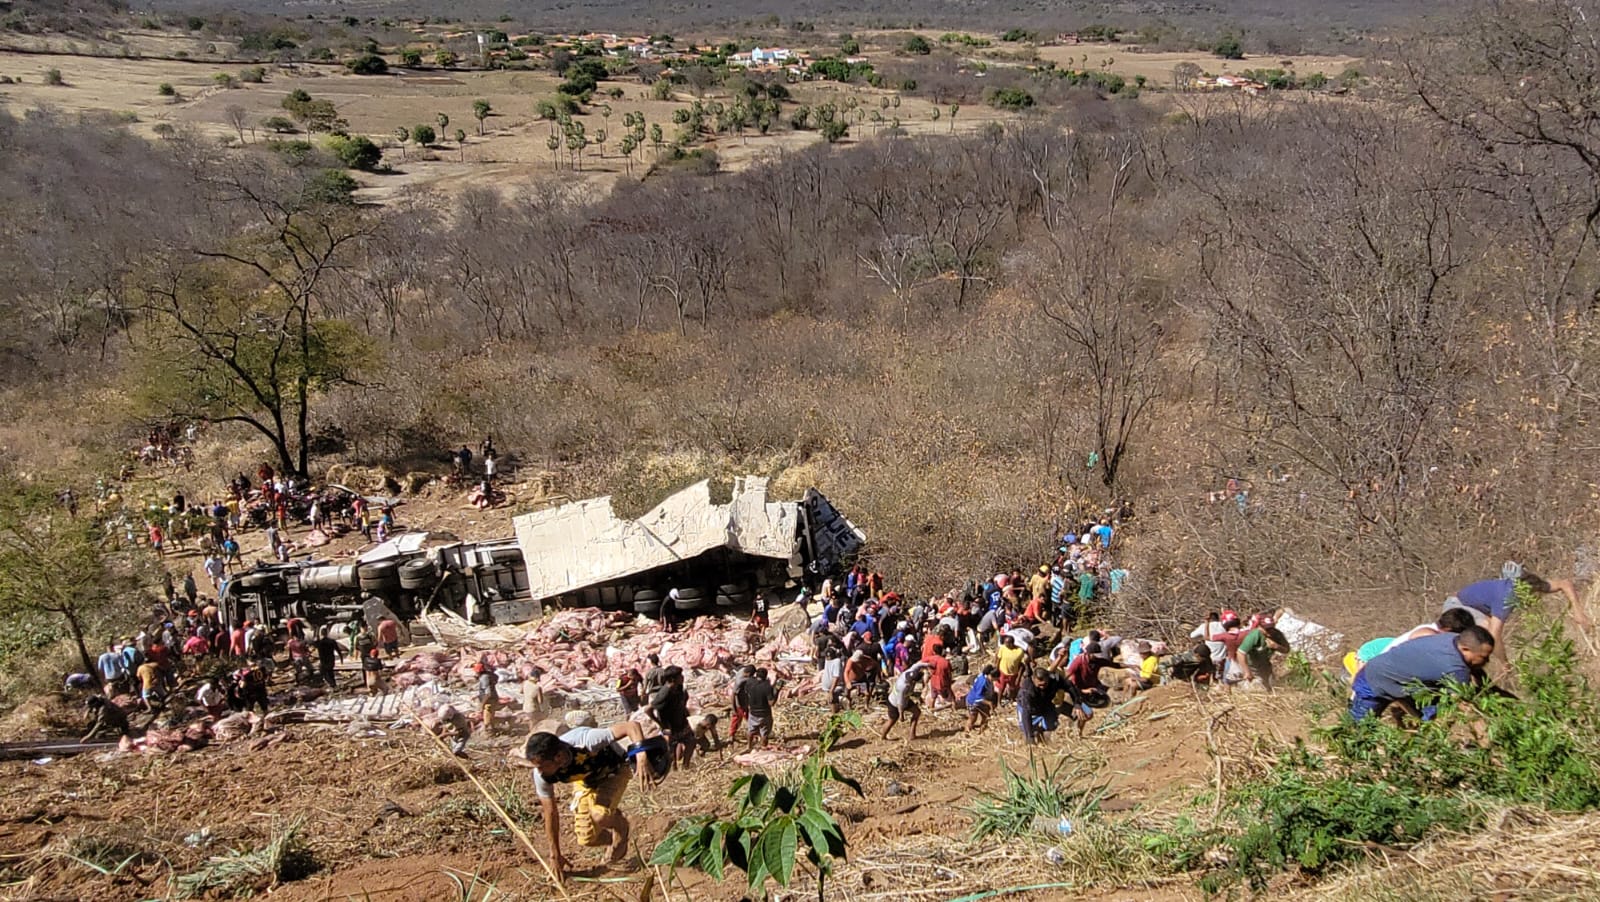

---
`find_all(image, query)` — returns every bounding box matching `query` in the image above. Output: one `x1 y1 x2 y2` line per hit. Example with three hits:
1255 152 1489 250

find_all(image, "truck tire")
239 572 278 589
716 591 752 608
675 587 706 601
633 589 662 604
717 583 749 596
358 560 399 592
634 598 661 617
675 593 709 613
398 560 436 590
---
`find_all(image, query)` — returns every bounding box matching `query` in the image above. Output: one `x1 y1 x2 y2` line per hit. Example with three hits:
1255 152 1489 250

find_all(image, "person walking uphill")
521 721 654 883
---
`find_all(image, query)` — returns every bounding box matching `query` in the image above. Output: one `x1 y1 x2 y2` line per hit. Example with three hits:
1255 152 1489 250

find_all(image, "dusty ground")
0 673 1308 901
0 437 1315 901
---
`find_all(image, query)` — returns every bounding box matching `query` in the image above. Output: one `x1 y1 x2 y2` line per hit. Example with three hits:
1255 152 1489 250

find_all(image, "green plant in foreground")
1183 593 1600 893
651 711 862 901
968 753 1107 841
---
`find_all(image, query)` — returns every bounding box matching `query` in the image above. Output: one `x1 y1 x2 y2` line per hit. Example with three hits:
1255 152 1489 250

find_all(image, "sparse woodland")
3 0 1600 644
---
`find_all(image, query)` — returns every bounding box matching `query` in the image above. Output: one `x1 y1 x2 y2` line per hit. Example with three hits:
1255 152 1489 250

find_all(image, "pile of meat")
393 608 816 705
119 720 213 754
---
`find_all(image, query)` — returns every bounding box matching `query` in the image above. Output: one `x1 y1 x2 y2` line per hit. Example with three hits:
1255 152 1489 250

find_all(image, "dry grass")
1301 807 1600 901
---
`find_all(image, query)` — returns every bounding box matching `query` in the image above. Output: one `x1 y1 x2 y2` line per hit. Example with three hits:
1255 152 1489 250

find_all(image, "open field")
0 49 1017 200
1032 41 1364 84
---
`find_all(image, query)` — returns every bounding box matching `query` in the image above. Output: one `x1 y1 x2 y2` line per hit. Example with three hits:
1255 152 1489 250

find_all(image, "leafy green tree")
987 86 1035 109
1213 34 1245 60
652 713 862 900
436 111 449 134
435 49 457 67
472 98 491 134
132 170 376 476
399 48 422 67
0 478 133 675
411 123 436 146
345 53 388 75
903 34 932 54
820 118 848 143
841 36 860 54
329 134 381 170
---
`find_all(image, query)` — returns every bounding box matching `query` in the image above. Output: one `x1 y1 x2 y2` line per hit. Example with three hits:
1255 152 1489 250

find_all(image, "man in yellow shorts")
524 720 653 883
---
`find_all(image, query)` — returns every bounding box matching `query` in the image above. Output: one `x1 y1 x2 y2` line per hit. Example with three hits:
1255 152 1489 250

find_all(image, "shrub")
261 115 297 133
157 82 176 97
239 66 266 83
410 124 436 146
1174 599 1600 894
903 35 932 55
329 134 382 170
213 73 236 88
303 169 358 206
42 68 63 86
345 53 388 75
399 49 421 67
987 86 1034 109
1213 34 1245 60
819 118 848 143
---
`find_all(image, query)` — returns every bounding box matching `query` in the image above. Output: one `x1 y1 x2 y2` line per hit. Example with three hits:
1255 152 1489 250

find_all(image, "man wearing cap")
430 704 473 755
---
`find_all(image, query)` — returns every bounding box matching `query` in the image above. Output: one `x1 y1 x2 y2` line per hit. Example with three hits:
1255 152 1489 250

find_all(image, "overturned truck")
221 477 861 630
513 476 863 617
216 533 525 631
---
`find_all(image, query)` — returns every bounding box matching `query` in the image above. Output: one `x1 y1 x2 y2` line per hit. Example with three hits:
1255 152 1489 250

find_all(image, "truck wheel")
359 561 400 592
633 589 662 604
675 587 706 601
716 591 752 608
675 593 709 612
717 583 749 596
634 598 661 616
398 560 436 590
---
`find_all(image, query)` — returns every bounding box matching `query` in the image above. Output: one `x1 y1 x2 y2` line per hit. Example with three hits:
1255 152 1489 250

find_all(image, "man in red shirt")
923 649 953 710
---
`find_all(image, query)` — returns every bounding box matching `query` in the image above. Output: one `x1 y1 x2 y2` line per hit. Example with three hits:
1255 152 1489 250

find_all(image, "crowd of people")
60 441 1599 887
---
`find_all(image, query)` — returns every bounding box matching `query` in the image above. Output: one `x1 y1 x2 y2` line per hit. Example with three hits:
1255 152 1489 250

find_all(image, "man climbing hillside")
522 720 653 883
1445 565 1590 667
1350 627 1494 723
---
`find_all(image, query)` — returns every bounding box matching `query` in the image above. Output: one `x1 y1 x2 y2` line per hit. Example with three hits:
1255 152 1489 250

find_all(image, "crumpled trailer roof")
511 476 863 601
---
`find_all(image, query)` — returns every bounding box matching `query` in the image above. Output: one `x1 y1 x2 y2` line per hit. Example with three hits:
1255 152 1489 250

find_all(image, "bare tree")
1034 227 1164 489
225 104 249 144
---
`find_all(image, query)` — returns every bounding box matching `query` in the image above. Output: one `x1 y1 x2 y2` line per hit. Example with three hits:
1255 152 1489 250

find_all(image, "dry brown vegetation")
5 1 1600 639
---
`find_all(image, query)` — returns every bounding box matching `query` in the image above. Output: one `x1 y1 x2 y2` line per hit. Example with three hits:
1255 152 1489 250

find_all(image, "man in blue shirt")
1445 570 1585 667
97 641 129 695
1349 627 1494 723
